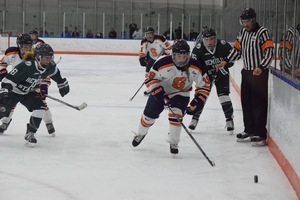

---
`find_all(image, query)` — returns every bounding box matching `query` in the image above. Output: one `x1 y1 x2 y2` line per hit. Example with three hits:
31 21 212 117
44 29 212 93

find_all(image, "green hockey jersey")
2 60 64 95
191 39 233 80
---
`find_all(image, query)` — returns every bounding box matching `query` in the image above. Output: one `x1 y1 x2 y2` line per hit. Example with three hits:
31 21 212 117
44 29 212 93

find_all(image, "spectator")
129 22 137 39
38 27 49 37
108 28 117 38
61 27 71 38
120 31 126 39
188 29 199 41
72 27 80 38
86 29 94 38
132 27 143 39
175 24 187 40
163 28 175 40
95 30 103 38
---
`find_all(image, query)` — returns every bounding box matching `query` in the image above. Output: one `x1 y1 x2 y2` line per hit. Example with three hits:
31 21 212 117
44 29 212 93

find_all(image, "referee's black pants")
241 68 269 139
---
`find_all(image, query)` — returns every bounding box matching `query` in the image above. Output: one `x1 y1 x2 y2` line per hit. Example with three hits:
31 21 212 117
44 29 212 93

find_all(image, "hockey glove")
0 68 8 81
186 96 204 115
39 84 48 99
151 86 170 105
217 67 228 76
139 56 147 67
0 88 9 104
57 78 70 97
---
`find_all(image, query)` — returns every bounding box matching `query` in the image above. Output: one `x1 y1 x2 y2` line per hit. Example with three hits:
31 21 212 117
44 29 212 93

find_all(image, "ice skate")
226 117 234 135
46 123 55 137
132 132 147 147
251 136 267 147
188 118 199 130
0 119 12 135
236 132 253 142
25 124 37 147
170 144 179 154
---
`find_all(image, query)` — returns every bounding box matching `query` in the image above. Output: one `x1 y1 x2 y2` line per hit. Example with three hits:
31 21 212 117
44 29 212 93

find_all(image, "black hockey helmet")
145 26 155 42
145 26 155 33
172 39 190 54
34 43 54 69
29 29 38 35
172 39 190 68
16 33 33 47
240 8 256 20
202 27 216 38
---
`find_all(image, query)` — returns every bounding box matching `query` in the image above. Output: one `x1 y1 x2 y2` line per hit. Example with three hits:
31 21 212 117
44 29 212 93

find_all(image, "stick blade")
77 102 87 110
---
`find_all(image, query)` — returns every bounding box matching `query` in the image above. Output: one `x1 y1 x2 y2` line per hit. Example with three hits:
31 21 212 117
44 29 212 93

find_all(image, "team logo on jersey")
196 42 201 49
25 61 32 66
0 106 6 113
192 71 197 76
221 40 226 45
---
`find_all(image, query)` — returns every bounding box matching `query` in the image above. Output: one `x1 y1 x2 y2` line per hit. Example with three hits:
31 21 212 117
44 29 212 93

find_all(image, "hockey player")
0 43 69 145
139 26 172 95
132 39 211 154
187 27 235 134
30 29 57 136
0 33 33 134
29 29 45 50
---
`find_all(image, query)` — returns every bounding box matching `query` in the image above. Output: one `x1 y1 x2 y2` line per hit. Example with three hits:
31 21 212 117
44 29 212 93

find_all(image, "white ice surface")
0 55 298 200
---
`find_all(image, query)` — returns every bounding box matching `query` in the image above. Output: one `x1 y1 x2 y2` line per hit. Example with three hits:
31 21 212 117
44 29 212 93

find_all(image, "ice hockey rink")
0 54 298 200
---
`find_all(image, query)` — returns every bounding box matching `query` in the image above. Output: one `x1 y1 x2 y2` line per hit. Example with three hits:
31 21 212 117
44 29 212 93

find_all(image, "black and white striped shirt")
279 27 300 71
227 23 274 70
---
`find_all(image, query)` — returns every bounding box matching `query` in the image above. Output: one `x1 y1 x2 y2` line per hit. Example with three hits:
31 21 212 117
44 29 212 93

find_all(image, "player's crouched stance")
0 43 69 146
132 39 211 154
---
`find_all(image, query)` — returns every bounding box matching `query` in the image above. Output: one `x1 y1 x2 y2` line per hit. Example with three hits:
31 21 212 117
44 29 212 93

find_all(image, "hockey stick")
167 104 215 167
55 57 62 65
129 82 145 101
46 94 87 111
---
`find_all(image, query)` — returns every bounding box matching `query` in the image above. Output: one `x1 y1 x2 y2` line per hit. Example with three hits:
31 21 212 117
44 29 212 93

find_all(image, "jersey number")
150 48 158 57
172 77 186 90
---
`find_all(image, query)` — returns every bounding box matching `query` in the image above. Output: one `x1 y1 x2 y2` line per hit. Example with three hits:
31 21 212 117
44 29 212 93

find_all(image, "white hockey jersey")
145 55 211 103
0 47 23 69
139 34 172 62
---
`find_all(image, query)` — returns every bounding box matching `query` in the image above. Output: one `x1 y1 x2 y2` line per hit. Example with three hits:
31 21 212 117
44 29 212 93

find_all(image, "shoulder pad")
141 38 148 45
189 58 206 73
152 55 172 71
24 61 32 66
37 39 45 44
154 35 166 42
5 47 19 55
195 42 201 49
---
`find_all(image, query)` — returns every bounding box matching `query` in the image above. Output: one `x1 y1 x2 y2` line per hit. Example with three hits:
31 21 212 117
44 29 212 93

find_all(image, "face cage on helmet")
19 44 33 56
36 55 54 69
203 37 217 52
172 52 190 68
145 31 154 42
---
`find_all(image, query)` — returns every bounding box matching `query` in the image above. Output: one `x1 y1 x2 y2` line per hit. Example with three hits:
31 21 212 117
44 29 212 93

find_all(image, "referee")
216 8 274 146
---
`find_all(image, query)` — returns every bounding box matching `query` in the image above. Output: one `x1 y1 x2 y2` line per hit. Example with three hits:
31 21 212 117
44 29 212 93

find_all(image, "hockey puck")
254 175 258 183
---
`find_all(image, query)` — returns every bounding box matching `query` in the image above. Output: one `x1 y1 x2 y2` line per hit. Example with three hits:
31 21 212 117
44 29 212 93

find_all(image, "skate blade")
236 137 251 143
25 142 36 148
251 141 267 147
171 154 178 158
49 133 56 137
